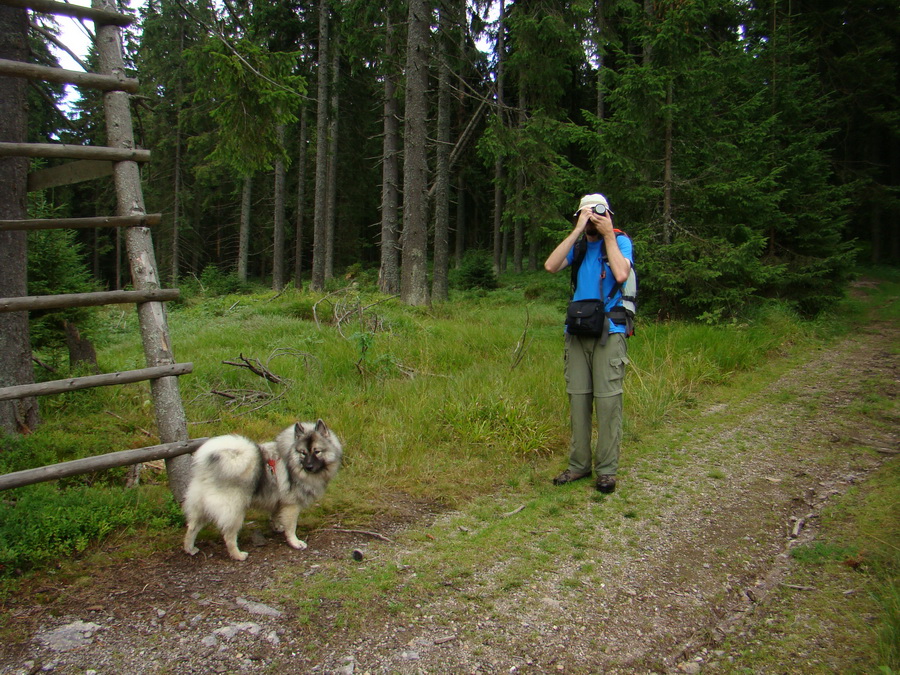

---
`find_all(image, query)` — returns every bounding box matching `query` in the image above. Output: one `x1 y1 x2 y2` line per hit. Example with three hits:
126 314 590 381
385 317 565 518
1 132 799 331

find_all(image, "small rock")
236 597 283 618
352 549 364 561
38 621 103 653
214 622 261 640
678 662 701 674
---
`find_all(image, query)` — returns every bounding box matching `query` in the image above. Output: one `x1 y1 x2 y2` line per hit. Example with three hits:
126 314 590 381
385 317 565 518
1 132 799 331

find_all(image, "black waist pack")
565 299 606 337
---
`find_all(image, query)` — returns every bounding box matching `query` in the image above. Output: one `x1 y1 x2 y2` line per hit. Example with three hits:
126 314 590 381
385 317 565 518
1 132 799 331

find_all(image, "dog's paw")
287 537 308 551
185 546 200 556
229 550 249 561
270 521 285 533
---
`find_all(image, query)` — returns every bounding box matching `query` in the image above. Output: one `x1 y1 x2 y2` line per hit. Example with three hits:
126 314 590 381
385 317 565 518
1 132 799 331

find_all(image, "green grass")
0 267 897 668
3 272 891 549
718 459 900 674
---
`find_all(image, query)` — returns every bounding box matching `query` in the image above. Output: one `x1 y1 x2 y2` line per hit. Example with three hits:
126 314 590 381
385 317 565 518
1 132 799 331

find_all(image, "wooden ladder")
0 0 201 500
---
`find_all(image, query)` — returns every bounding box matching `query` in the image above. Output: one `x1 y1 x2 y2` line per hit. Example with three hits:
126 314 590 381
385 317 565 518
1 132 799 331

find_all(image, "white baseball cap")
574 193 614 215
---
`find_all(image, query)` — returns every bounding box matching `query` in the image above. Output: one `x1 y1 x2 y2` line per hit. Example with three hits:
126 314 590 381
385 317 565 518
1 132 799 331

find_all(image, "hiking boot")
552 469 591 485
595 475 617 494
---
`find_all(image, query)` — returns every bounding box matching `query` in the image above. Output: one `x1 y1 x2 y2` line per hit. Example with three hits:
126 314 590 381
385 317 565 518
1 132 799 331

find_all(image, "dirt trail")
1 323 897 675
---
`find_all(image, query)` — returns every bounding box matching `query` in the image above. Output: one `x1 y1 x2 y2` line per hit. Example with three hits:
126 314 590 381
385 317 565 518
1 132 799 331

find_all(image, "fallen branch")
209 388 276 408
210 389 237 400
312 288 345 329
782 584 816 591
265 287 288 303
222 353 283 384
511 308 531 371
335 294 399 336
233 389 285 416
31 356 57 373
325 527 394 543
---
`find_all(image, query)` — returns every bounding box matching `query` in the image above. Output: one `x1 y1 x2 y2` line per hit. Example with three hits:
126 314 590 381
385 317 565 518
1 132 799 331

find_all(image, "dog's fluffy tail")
190 434 262 487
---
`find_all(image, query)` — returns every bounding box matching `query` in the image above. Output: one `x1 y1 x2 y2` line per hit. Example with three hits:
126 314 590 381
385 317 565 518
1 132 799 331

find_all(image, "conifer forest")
7 0 900 317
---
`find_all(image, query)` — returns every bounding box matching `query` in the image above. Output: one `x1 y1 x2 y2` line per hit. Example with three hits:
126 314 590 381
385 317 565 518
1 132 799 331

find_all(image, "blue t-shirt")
566 234 634 335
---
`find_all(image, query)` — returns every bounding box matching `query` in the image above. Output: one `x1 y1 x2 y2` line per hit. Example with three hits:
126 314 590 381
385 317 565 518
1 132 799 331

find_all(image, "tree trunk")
311 0 330 292
378 14 401 295
400 0 431 306
95 0 190 501
272 124 286 290
513 104 525 274
662 79 673 245
492 0 506 275
501 228 508 274
643 0 654 66
325 36 340 282
454 170 466 266
294 107 308 287
0 3 40 435
115 227 122 289
431 2 454 302
64 321 99 372
595 0 606 120
171 25 184 284
237 174 252 281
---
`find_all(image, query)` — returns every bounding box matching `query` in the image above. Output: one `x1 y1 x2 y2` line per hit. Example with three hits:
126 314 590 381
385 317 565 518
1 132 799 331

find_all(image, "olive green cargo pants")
563 332 629 477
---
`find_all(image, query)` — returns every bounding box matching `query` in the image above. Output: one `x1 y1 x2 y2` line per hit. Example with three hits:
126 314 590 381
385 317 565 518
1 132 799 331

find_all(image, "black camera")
592 203 608 215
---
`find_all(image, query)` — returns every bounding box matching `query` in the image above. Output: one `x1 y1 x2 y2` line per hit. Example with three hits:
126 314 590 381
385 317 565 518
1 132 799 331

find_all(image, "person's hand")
592 211 614 238
574 208 592 234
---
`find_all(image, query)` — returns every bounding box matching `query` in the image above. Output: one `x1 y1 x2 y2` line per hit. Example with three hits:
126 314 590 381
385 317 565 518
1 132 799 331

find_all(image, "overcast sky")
51 0 146 106
53 0 98 71
50 0 496 107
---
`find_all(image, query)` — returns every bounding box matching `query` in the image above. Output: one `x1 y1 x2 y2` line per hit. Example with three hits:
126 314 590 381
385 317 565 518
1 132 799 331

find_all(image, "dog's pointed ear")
293 422 305 438
315 419 329 436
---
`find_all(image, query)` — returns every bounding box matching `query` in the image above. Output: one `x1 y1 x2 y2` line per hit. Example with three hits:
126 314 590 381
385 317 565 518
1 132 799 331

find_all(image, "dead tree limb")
511 308 531 371
222 353 283 384
325 527 394 543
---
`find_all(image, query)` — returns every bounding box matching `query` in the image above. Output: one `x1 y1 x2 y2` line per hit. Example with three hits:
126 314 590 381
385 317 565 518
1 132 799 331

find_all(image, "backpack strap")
569 236 588 293
600 230 631 304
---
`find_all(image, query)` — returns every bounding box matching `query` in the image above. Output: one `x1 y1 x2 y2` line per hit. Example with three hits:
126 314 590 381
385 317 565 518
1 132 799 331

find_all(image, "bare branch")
222 353 283 384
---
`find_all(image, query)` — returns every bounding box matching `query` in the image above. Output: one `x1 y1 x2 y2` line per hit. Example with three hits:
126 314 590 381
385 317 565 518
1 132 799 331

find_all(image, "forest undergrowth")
0 268 897 673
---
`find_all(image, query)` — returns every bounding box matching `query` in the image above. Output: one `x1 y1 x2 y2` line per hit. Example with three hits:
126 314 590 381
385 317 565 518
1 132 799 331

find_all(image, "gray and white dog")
182 420 343 561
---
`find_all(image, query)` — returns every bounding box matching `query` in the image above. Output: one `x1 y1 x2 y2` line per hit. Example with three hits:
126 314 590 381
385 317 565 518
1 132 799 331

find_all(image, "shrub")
451 250 498 290
0 484 181 577
179 265 252 298
27 229 101 353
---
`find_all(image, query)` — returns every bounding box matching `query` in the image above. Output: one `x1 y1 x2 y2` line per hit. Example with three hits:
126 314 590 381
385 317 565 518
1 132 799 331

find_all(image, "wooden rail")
0 438 207 491
0 142 151 163
0 289 180 313
0 363 193 402
0 58 139 93
0 214 162 232
0 0 133 26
